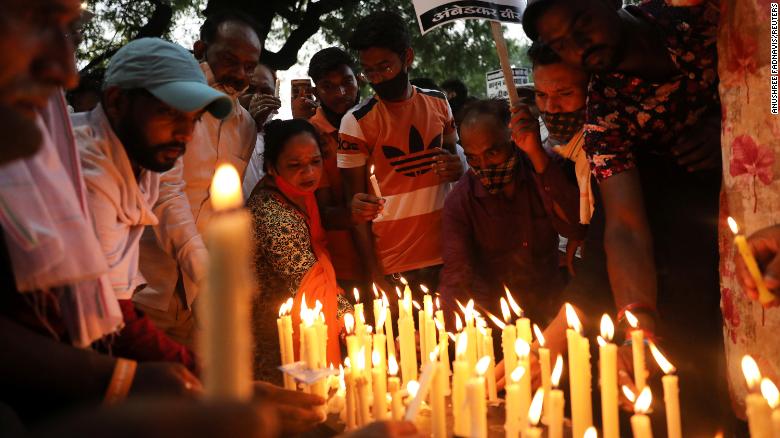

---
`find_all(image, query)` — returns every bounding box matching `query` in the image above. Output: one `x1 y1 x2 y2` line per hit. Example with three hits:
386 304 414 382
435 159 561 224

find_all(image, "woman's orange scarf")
274 175 342 366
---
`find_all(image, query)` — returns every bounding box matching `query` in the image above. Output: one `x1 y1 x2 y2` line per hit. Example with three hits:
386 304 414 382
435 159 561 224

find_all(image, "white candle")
276 298 296 390
452 333 471 437
344 363 357 430
761 378 780 438
649 341 681 438
729 217 776 305
533 324 552 425
565 303 593 438
430 352 447 438
505 366 524 438
548 355 565 438
598 315 619 438
388 356 404 420
500 298 518 378
370 165 383 198
515 339 532 430
467 356 491 438
526 388 545 438
372 351 387 420
355 347 371 426
398 289 417 384
274 78 281 98
382 293 397 360
200 164 253 401
373 284 384 335
464 300 478 368
405 347 440 421
744 355 772 438
630 387 654 438
485 327 498 403
625 310 648 391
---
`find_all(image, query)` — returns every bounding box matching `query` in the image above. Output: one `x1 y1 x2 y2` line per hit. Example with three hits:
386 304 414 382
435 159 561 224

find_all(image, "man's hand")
292 96 318 120
340 420 422 438
130 362 203 398
249 94 282 127
509 105 543 155
254 381 326 435
565 239 583 276
735 224 780 307
432 149 464 183
351 193 384 224
670 111 721 172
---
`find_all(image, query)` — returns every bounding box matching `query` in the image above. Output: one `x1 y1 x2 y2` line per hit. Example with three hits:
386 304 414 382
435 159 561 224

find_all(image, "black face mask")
542 108 586 143
370 69 410 101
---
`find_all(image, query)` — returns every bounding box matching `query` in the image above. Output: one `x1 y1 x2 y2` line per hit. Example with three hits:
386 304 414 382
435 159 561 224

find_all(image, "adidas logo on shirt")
381 126 442 177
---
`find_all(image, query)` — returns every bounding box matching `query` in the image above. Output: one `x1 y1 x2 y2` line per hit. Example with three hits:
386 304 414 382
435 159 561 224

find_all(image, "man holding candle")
136 10 263 348
524 0 728 432
338 11 464 295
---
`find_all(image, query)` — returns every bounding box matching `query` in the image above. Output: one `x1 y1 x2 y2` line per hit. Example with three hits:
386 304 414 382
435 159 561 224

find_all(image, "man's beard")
114 118 184 173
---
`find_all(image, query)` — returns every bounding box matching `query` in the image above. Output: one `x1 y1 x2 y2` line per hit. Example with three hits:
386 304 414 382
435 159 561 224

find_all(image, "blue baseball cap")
103 38 232 119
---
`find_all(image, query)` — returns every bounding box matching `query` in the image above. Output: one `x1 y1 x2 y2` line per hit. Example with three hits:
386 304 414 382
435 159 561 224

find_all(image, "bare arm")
600 169 657 330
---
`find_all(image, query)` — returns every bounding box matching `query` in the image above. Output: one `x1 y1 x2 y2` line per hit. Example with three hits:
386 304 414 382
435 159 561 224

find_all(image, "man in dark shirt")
440 99 585 324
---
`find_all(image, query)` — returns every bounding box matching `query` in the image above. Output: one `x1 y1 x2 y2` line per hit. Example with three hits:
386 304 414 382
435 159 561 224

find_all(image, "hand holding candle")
729 218 779 306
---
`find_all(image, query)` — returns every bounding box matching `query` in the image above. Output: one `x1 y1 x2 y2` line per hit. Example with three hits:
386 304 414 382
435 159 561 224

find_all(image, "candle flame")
649 341 676 375
210 164 242 211
420 284 429 294
622 385 636 403
455 313 463 332
434 318 444 332
456 333 468 356
344 357 351 368
533 324 545 347
584 427 598 438
407 380 419 398
448 332 456 342
511 366 525 383
528 389 545 426
761 378 780 409
339 364 345 387
435 296 441 310
366 325 373 334
500 298 512 323
486 311 506 330
477 325 486 337
399 276 408 286
515 339 530 358
278 299 292 317
624 310 639 329
742 355 762 390
313 300 322 316
429 346 440 363
475 356 491 376
412 300 421 311
456 299 466 314
356 347 366 371
565 303 582 333
634 387 652 414
600 314 615 341
388 355 399 376
596 336 607 348
465 299 475 323
727 216 739 235
382 292 390 308
395 287 402 299
504 286 523 317
372 350 381 367
370 165 375 175
353 287 360 303
377 306 387 328
344 313 354 334
551 354 563 387
372 283 379 299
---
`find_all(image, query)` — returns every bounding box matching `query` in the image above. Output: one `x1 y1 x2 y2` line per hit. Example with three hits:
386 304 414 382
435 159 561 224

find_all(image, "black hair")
522 0 563 42
460 98 512 128
262 119 321 172
307 47 356 83
199 9 262 44
528 41 563 67
441 79 468 98
348 11 411 56
410 77 441 91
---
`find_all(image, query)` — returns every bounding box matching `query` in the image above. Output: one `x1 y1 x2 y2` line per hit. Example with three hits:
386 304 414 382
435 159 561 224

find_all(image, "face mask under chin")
370 69 410 101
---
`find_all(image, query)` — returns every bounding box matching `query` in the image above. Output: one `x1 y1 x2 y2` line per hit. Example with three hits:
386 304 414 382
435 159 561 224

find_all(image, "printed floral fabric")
719 0 780 417
585 0 720 180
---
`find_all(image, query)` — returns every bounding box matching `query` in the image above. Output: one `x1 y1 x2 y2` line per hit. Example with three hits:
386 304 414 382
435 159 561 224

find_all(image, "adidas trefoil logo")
381 126 442 177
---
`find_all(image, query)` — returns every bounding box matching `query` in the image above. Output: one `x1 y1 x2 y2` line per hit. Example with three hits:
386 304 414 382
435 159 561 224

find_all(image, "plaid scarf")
473 150 519 195
542 108 586 143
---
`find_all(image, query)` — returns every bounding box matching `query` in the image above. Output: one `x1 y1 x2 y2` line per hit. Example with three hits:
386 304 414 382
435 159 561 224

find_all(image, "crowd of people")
1 0 779 436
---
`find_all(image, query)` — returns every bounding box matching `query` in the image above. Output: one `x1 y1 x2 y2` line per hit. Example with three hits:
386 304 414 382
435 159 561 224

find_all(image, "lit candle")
484 326 498 403
501 298 518 379
625 310 647 391
434 318 451 396
372 351 387 420
355 347 371 426
565 303 593 438
276 298 296 390
388 355 404 420
464 300 478 367
629 387 654 438
515 339 532 431
649 341 681 438
729 217 776 305
743 355 772 438
372 284 384 335
598 314 619 438
405 347 441 422
430 349 447 438
505 366 525 438
345 314 360 373
302 302 327 407
398 287 417 384
584 426 599 438
548 355 565 438
353 288 365 338
201 164 253 400
374 310 388 371
344 359 357 430
274 78 281 98
467 356 491 438
452 332 471 437
526 388 545 438
760 378 780 438
505 287 532 344
534 324 552 425
369 165 383 199
382 293 397 360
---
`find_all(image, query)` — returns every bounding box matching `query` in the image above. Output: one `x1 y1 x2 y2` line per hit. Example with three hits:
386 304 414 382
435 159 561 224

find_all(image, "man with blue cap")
71 37 231 370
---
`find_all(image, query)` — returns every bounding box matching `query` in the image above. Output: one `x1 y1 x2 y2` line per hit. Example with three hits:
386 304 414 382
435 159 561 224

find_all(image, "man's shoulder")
444 173 475 210
349 96 380 122
415 87 447 102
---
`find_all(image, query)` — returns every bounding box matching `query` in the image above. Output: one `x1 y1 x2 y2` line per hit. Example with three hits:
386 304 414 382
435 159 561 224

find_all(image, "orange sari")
274 175 343 366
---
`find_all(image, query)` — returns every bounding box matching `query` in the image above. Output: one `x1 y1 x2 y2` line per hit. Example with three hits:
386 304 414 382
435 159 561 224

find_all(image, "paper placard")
411 0 526 34
486 67 531 99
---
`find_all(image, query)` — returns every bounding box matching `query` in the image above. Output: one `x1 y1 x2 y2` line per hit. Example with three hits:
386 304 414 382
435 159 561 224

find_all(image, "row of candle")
741 355 780 437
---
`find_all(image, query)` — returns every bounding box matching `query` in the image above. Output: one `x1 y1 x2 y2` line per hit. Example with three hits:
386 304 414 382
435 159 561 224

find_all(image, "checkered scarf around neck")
542 108 586 143
472 149 520 195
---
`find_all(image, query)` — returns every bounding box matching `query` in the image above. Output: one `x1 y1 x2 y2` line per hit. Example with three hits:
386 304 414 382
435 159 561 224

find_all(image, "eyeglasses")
358 65 395 84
